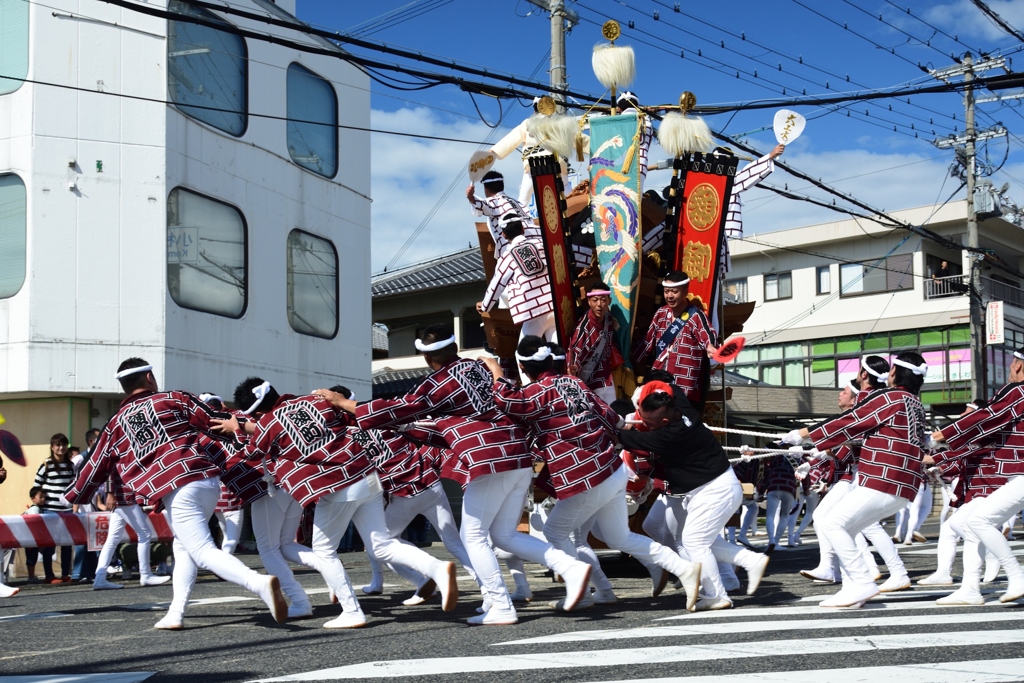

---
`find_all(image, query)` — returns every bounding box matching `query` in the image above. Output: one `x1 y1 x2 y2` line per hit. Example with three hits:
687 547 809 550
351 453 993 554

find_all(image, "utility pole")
527 0 578 111
931 54 1008 400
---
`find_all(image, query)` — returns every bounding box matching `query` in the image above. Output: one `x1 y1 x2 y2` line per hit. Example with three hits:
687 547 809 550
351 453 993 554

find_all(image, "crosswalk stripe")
121 597 255 611
0 612 70 622
587 658 1024 683
0 675 154 683
794 588 981 602
655 599 1006 621
249 629 1024 680
492 611 1024 645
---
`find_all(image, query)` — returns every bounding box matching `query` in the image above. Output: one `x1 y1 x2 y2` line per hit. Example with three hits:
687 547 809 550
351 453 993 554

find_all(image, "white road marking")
121 596 256 611
0 612 70 622
493 611 1024 645
655 598 1011 621
0 675 154 683
248 630 1024 680
793 588 989 602
588 658 1024 683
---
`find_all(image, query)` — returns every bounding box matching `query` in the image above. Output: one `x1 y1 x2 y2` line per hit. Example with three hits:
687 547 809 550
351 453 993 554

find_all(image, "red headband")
639 381 674 403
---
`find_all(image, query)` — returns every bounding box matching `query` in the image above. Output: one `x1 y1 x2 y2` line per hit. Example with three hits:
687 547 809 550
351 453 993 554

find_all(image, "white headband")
618 91 638 104
532 96 541 104
662 278 690 288
199 393 223 404
348 391 355 401
552 354 566 361
481 176 504 185
497 212 521 229
966 402 978 410
1014 351 1024 361
860 357 888 380
242 381 272 415
415 335 456 353
515 346 553 363
892 358 928 376
115 365 152 380
847 380 860 395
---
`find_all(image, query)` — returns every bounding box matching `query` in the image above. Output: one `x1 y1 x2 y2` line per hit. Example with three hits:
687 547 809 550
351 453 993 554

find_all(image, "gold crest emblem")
686 183 720 232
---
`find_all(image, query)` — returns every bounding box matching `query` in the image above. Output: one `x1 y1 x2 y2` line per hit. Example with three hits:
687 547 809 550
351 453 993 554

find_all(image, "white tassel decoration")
592 43 635 91
527 113 579 161
658 111 713 157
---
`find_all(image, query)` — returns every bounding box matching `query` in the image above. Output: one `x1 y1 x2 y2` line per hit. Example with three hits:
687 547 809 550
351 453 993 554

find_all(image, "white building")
726 200 1024 408
0 0 370 509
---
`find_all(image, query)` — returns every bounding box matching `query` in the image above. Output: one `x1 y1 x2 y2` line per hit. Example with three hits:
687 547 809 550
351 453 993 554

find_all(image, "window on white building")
167 188 247 318
764 272 792 301
0 174 26 299
287 63 338 178
724 277 748 303
168 0 247 136
0 0 28 95
840 253 914 296
816 265 831 295
287 229 338 338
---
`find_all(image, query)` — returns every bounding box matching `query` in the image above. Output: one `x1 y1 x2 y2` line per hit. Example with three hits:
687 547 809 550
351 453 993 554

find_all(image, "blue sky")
295 0 1024 272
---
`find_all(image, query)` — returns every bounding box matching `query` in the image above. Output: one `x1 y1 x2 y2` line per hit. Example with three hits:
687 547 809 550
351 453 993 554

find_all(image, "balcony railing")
924 274 968 300
983 276 1024 309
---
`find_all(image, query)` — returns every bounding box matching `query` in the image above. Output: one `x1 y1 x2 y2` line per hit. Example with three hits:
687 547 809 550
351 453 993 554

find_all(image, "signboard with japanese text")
987 300 1005 345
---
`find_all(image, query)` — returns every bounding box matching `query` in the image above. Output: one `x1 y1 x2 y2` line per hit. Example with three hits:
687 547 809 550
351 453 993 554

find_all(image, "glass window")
735 365 758 381
760 344 784 361
784 342 807 358
863 335 889 351
0 0 28 95
784 361 806 386
816 265 831 295
761 364 782 385
167 188 247 318
724 277 748 303
949 326 970 345
840 255 914 296
764 272 792 301
0 174 26 298
920 328 943 346
168 0 247 136
836 336 861 354
736 347 758 364
891 331 917 348
287 63 338 178
287 229 338 339
812 339 835 356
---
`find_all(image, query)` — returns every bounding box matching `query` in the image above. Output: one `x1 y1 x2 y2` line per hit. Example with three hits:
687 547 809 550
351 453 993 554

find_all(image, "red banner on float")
665 152 739 313
530 153 578 346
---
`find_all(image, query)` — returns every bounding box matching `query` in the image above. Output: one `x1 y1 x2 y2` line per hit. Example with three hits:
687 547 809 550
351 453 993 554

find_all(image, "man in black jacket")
618 382 768 610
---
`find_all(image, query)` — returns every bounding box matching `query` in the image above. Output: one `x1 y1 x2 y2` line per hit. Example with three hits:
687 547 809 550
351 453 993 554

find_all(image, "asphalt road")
4 519 1024 683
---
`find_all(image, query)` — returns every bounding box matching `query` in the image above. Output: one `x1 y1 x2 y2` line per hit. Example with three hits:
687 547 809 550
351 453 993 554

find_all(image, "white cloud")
922 0 1024 42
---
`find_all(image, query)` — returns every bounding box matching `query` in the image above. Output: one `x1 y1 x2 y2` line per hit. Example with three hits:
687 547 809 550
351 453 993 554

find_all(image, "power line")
881 0 983 56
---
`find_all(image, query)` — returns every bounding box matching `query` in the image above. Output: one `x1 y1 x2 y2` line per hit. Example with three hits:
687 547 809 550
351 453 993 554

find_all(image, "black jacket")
618 387 730 494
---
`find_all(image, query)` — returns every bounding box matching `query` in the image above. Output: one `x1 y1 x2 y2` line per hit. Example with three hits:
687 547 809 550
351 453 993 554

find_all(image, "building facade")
725 201 1024 409
0 0 370 511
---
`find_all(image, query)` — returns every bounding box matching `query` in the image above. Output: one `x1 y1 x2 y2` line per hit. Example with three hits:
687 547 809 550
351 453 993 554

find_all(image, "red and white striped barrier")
0 512 174 549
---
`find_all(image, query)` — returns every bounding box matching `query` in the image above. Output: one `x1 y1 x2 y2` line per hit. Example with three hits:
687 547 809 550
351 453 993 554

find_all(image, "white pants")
544 466 694 588
250 490 310 608
165 478 270 617
215 509 244 555
940 478 958 524
302 475 446 614
462 468 578 612
820 486 908 587
813 481 889 577
642 495 679 552
593 384 617 406
665 469 749 600
934 498 999 579
795 491 819 537
520 313 556 342
96 504 154 581
964 475 1024 582
373 482 478 588
765 491 795 546
573 517 613 592
895 482 932 540
738 498 758 539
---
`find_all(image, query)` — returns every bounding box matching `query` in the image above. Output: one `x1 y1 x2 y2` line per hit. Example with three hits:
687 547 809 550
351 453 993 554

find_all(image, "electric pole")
527 0 578 111
931 54 1008 400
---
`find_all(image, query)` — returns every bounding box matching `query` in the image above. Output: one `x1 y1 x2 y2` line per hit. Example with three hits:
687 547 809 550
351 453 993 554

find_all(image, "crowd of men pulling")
5 141 1024 629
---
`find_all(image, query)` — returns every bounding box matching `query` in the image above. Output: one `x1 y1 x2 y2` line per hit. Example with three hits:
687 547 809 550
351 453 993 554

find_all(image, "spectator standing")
33 433 76 583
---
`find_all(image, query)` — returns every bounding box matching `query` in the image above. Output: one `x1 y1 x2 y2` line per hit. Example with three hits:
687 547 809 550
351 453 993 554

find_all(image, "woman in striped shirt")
33 433 75 583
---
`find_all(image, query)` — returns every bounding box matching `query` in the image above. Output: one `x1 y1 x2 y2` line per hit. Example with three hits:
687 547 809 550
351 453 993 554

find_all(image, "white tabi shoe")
551 592 594 611
467 607 518 625
140 575 171 587
0 584 19 598
650 567 669 598
878 574 912 593
288 602 314 619
154 612 184 630
508 586 533 602
323 610 367 629
255 575 288 624
746 555 770 596
474 598 493 615
799 568 837 583
999 575 1024 603
917 572 955 586
983 560 1001 584
404 591 438 607
819 583 879 608
593 588 618 604
361 582 383 596
93 576 124 591
559 562 592 612
936 588 985 606
692 597 733 612
678 562 702 612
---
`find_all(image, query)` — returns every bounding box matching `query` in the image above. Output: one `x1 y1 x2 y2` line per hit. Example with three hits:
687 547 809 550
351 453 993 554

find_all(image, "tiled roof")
371 324 389 351
372 248 484 299
371 366 431 399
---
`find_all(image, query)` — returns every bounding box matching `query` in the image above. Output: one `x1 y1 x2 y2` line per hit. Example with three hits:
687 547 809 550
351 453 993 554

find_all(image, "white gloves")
779 429 805 446
794 462 811 480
